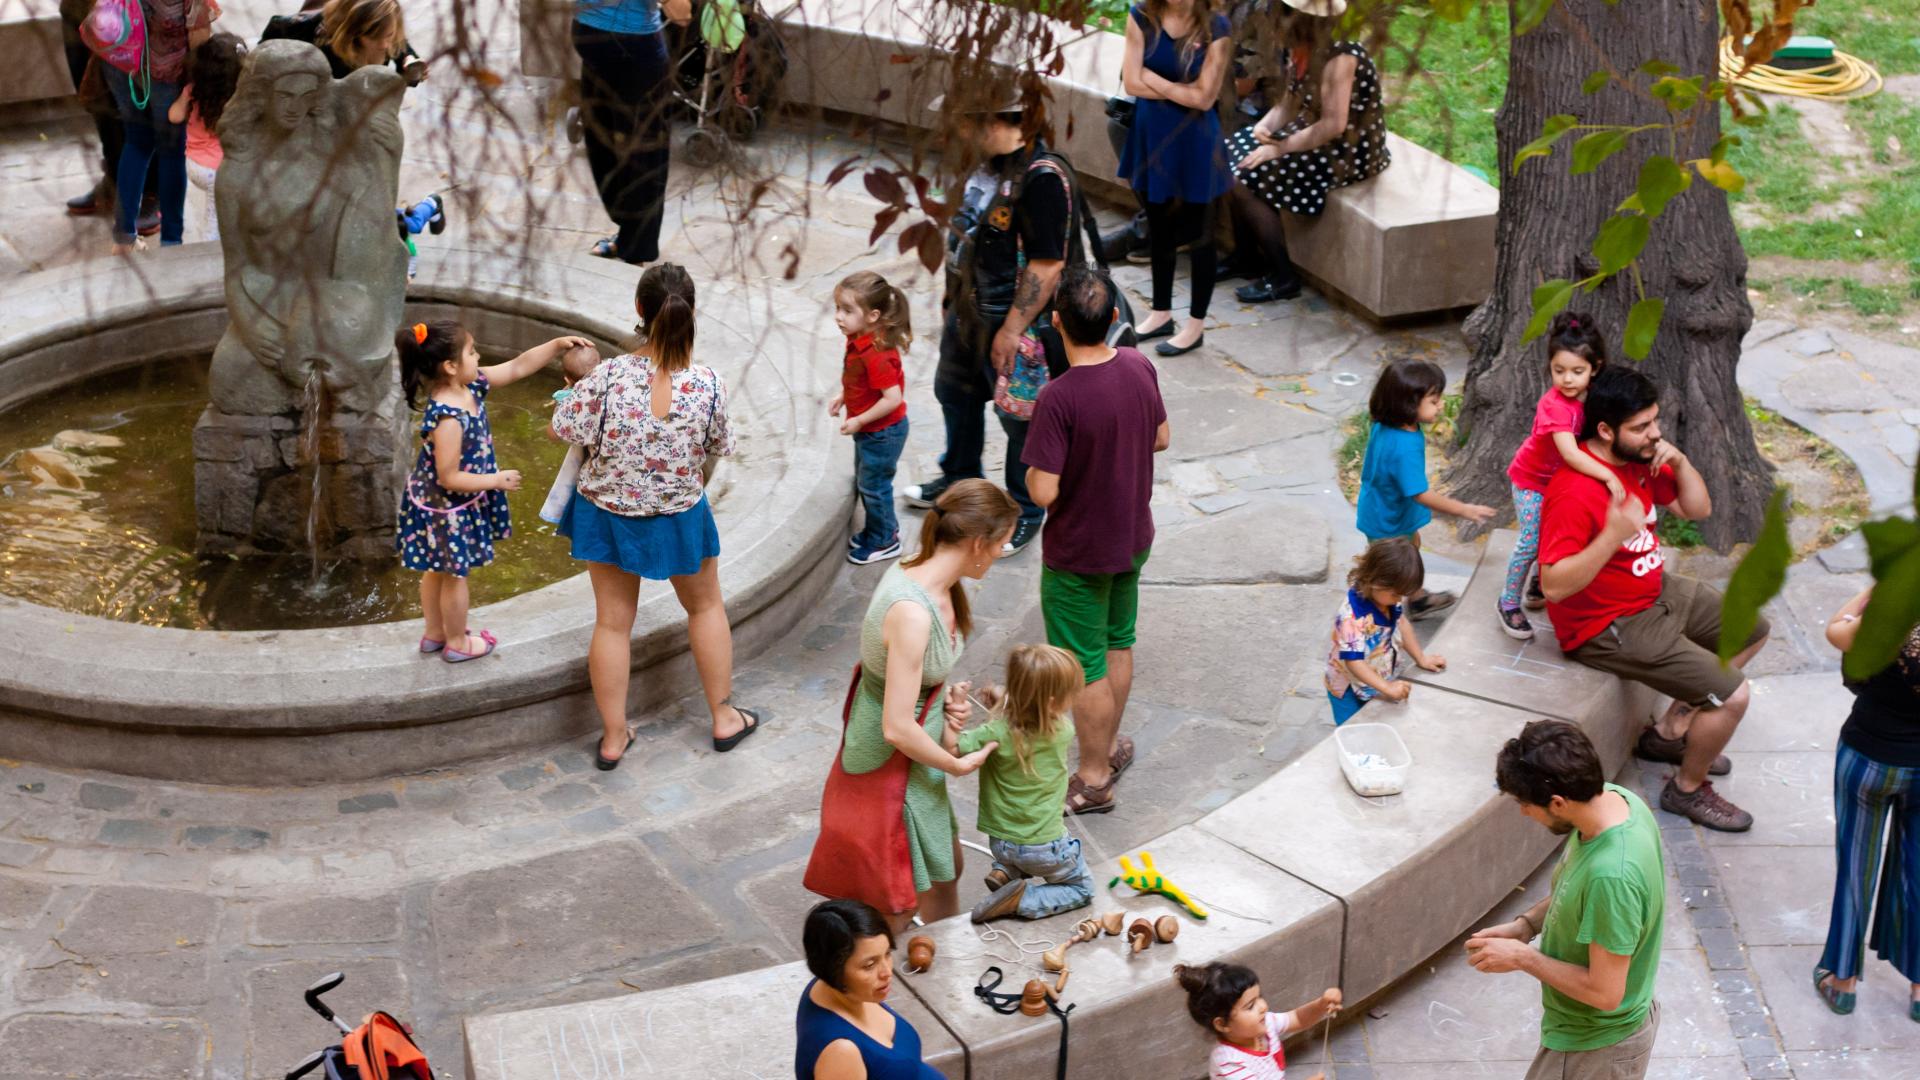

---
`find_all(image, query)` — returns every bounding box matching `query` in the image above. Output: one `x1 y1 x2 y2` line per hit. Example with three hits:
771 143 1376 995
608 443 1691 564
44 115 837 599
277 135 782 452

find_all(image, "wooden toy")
906 935 935 973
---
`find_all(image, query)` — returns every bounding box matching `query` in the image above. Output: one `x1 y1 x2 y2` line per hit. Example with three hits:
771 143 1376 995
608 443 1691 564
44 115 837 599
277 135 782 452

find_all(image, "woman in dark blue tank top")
795 900 944 1079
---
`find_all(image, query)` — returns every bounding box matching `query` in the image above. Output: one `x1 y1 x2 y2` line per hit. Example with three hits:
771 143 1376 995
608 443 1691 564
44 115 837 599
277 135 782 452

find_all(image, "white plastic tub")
1335 722 1411 797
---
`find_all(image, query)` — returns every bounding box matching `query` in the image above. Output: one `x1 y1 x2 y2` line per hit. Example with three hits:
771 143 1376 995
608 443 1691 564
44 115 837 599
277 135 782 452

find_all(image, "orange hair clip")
412 323 429 345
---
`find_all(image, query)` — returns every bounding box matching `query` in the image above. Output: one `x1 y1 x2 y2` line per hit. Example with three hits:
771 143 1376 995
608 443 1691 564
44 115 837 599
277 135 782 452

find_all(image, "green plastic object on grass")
1774 36 1835 61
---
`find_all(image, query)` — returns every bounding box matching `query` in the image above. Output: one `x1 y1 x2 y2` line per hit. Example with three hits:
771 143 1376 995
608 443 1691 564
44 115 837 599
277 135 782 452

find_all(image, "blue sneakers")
848 536 902 566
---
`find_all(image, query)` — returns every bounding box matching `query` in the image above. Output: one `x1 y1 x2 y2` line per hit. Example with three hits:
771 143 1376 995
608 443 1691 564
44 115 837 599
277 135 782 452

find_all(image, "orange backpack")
342 1012 433 1080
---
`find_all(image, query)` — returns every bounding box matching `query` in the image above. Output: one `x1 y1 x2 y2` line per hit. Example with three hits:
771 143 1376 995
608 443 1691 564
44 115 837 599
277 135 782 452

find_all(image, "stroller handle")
305 971 354 1034
285 1050 326 1080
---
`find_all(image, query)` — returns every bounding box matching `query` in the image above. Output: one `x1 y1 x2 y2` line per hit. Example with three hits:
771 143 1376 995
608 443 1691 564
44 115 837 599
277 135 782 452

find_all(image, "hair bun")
1172 963 1203 992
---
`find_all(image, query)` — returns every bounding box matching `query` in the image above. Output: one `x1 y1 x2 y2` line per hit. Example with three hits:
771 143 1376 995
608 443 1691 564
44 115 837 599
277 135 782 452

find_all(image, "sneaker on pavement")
1408 590 1457 619
903 480 950 509
66 179 110 216
848 537 902 566
1525 572 1547 611
1498 604 1534 640
1002 518 1040 556
970 878 1028 923
1661 778 1752 832
1635 726 1731 776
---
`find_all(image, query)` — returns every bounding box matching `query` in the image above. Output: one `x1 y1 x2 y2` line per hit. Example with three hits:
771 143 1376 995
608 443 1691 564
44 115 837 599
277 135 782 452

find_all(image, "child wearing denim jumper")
945 644 1097 923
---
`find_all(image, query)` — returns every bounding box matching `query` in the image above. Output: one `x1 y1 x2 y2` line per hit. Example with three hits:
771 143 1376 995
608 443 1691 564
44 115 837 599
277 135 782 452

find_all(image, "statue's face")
269 73 325 132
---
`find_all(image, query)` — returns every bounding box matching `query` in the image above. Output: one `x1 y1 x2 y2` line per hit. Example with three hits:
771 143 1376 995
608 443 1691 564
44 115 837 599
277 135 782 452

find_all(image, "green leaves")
1593 215 1650 276
1634 156 1689 218
1708 134 1741 166
1513 0 1556 35
1719 489 1792 663
1522 279 1575 344
1649 75 1703 112
1429 0 1473 21
1847 515 1920 682
1623 298 1665 360
1582 70 1609 94
1570 130 1628 175
1691 157 1746 194
1512 114 1578 176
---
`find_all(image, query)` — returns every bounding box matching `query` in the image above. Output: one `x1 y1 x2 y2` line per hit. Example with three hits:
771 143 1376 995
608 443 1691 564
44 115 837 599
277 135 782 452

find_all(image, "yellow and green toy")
1109 851 1208 920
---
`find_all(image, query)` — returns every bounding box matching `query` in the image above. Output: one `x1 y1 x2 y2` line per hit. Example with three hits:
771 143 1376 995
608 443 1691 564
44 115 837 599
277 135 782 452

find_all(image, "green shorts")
1040 549 1149 684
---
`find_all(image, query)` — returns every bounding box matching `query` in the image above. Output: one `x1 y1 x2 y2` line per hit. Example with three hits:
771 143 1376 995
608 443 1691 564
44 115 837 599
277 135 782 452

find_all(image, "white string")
913 925 1062 971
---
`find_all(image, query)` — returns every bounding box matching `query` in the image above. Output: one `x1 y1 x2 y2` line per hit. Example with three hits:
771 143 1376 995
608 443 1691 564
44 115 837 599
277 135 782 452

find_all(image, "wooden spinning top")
1155 915 1181 943
1073 918 1103 944
1127 918 1154 954
1020 979 1049 1016
906 935 935 972
1100 911 1125 936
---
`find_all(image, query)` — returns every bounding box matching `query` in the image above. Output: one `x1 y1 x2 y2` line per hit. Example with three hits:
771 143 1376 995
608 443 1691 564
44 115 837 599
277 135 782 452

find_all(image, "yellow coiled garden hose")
1719 37 1882 101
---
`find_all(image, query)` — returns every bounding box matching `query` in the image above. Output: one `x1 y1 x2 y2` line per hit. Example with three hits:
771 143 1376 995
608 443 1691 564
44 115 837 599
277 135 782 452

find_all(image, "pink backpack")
80 0 151 101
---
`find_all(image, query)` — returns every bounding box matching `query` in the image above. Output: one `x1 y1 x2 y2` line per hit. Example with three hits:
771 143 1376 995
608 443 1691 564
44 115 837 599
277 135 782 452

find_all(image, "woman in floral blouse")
551 263 763 770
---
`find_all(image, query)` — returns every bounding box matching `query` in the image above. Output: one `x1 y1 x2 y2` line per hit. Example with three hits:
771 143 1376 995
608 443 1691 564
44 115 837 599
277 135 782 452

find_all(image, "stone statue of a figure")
210 40 409 416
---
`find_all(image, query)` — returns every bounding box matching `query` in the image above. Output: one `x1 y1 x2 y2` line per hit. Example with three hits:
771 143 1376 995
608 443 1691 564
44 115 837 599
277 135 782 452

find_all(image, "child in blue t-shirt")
1355 359 1495 618
1324 538 1447 725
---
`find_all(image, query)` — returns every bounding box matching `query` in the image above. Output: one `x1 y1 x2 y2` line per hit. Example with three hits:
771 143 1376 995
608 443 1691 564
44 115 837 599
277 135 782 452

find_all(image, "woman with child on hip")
549 262 763 771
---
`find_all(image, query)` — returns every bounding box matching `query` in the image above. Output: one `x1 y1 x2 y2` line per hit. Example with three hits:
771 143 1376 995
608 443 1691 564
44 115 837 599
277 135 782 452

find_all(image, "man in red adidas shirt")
1538 366 1769 833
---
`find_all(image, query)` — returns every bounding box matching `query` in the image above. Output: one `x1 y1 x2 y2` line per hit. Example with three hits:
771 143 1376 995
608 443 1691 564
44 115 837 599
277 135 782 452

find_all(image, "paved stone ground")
4 4 1919 1075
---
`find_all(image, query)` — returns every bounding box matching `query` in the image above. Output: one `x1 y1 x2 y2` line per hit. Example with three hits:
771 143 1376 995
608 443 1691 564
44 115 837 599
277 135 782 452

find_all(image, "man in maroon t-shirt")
1538 366 1769 832
1024 267 1170 815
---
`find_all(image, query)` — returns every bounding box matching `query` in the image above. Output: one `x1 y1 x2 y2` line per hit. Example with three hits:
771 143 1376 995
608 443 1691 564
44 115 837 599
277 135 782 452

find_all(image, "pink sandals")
443 630 498 663
419 636 445 654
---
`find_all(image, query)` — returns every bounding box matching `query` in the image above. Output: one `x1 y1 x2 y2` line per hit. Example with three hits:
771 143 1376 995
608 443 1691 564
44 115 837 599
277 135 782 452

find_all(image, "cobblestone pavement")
5 5 1920 1076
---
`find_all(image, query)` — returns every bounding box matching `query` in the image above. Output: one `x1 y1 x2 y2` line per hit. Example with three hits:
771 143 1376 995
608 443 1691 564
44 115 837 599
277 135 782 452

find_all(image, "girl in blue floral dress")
396 320 593 661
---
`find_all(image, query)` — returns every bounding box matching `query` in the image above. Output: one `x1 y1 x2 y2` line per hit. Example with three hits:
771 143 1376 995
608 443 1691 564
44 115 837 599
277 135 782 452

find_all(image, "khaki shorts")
1570 576 1769 709
1526 1001 1660 1080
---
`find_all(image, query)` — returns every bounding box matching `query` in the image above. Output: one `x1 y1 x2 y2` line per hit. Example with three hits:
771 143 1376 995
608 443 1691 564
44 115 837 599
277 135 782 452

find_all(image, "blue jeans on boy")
853 418 908 548
988 835 1095 919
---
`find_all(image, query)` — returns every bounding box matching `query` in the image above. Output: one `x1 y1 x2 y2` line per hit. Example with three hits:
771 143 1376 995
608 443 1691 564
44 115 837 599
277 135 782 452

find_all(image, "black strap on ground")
973 966 1074 1080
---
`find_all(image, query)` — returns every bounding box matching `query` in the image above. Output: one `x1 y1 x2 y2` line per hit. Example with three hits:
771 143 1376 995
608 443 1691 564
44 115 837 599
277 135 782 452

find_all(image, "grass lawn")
1373 0 1920 319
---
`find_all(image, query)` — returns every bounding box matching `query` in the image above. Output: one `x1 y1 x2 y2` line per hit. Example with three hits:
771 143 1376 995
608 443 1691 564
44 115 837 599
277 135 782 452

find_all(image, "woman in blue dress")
795 900 943 1080
1118 0 1233 358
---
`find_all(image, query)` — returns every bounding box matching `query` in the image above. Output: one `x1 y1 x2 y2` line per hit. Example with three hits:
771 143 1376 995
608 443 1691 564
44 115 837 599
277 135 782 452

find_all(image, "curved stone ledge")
0 244 852 785
464 530 1657 1078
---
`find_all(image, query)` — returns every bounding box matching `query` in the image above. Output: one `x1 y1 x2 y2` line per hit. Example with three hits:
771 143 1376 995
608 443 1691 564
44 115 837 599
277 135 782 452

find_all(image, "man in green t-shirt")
1466 720 1666 1080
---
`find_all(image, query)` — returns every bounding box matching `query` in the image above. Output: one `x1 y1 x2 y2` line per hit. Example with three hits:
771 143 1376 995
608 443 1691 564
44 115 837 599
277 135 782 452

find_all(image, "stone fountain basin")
0 245 849 785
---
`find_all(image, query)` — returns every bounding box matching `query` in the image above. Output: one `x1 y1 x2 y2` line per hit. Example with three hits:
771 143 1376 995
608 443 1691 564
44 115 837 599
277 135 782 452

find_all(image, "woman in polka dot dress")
395 320 594 662
1221 0 1389 304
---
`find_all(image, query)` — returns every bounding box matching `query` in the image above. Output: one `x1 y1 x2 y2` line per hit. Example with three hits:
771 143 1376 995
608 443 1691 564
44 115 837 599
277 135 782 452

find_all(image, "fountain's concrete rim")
0 243 849 735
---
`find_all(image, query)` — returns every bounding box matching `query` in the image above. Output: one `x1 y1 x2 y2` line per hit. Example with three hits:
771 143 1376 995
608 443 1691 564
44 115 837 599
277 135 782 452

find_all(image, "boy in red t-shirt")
828 273 911 564
1536 366 1768 833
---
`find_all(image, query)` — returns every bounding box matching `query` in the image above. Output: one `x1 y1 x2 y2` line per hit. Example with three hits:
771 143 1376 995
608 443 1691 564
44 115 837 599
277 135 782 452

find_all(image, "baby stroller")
283 972 435 1080
667 0 788 167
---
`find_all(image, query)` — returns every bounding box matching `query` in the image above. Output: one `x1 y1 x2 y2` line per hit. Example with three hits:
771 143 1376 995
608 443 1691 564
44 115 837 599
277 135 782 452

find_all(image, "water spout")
298 369 333 584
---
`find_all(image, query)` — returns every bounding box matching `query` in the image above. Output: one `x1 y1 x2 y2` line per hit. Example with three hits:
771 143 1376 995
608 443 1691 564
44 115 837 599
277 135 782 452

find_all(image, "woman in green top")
840 479 1018 932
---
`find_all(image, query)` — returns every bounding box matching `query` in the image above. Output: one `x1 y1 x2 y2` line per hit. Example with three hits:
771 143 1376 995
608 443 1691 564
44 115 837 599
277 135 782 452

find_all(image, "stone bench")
0 0 70 107
1282 133 1498 320
516 0 1496 319
463 529 1658 1079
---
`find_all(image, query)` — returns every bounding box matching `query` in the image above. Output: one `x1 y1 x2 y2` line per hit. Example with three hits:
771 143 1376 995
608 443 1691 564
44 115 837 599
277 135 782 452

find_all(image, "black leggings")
572 22 672 264
1144 198 1216 319
1228 183 1299 286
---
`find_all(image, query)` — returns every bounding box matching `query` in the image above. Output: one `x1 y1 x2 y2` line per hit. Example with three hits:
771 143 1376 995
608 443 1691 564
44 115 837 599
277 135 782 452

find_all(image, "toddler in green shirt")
944 644 1097 923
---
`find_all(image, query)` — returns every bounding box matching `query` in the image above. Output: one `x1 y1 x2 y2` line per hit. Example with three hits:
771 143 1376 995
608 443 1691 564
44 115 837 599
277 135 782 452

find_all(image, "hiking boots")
1635 727 1731 776
1661 778 1752 832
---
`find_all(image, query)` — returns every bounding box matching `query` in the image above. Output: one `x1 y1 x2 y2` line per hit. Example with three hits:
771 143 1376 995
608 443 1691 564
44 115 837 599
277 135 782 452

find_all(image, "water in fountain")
298 369 332 588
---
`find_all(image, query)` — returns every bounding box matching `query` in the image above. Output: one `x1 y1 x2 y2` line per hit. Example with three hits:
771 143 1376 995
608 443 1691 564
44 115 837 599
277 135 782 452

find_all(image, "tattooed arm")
992 260 1063 373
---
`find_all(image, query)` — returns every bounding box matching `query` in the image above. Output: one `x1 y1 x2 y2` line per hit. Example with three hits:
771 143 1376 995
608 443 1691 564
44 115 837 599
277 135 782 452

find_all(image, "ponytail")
899 478 1019 639
635 263 698 373
836 271 913 354
395 319 469 410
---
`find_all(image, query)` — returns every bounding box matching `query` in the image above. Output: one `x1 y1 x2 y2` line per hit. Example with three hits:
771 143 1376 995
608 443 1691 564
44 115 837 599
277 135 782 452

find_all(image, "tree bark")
1448 0 1771 551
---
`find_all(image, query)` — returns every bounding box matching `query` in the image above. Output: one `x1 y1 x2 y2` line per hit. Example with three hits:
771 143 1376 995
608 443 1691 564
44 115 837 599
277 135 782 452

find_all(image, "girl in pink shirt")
1176 961 1342 1080
1498 312 1625 641
167 32 245 242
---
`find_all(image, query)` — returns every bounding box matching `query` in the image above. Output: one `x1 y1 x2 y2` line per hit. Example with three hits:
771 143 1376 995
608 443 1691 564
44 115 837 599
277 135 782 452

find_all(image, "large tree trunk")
1449 0 1771 551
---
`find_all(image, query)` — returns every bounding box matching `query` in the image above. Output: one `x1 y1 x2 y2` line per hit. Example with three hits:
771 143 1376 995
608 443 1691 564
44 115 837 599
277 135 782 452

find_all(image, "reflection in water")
0 355 577 630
